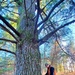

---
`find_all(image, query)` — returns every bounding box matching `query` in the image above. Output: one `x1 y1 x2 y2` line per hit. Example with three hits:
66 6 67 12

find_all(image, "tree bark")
15 0 41 75
16 43 41 75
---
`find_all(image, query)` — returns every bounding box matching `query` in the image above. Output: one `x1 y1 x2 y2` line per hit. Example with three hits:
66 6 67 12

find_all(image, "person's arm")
54 70 56 75
45 73 47 75
45 71 48 75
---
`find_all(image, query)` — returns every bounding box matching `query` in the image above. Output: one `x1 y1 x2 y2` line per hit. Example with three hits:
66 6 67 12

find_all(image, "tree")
0 0 75 75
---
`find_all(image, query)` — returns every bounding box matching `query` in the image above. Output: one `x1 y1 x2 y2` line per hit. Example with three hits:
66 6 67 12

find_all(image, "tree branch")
72 0 75 6
38 13 55 34
38 20 75 45
4 8 19 15
50 7 62 19
0 48 16 56
0 24 19 41
56 39 75 61
34 0 40 37
41 0 52 11
0 15 20 37
4 17 17 22
37 0 64 27
0 38 17 44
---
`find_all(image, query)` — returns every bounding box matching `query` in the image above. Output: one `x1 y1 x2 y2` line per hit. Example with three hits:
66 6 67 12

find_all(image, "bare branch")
38 13 55 34
50 7 62 18
0 15 20 37
34 0 40 37
38 20 75 45
0 48 16 56
55 14 75 23
38 0 64 27
0 38 17 44
24 0 29 26
4 17 17 22
72 0 75 6
41 0 52 11
0 24 19 41
4 8 19 15
56 39 75 61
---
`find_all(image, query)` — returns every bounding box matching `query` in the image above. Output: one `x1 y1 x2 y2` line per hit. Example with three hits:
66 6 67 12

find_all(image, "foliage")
0 55 15 74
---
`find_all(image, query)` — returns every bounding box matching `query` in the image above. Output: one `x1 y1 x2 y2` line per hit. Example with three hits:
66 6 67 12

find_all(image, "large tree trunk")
15 0 41 75
16 43 41 75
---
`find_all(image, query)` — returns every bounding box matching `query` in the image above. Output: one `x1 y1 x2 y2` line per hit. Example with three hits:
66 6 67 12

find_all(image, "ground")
57 71 75 75
42 71 75 75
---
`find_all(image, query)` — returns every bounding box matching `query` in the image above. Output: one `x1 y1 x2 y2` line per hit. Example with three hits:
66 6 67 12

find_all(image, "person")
45 63 56 75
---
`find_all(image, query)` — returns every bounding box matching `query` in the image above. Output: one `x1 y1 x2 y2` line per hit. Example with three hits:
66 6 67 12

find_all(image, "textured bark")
16 43 41 75
15 0 41 75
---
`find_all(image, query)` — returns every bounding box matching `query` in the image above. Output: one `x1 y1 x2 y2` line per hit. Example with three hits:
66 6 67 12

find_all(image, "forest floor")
57 71 75 75
42 71 75 75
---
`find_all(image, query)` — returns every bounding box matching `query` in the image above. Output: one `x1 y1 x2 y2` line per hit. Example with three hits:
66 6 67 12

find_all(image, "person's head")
45 63 50 68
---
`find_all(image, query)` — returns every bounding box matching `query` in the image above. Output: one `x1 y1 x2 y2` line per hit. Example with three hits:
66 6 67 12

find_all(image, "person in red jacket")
45 63 56 75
